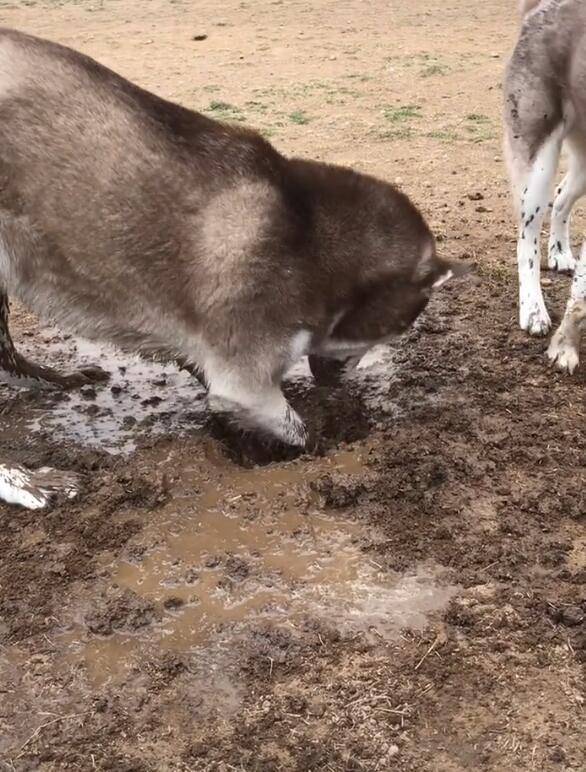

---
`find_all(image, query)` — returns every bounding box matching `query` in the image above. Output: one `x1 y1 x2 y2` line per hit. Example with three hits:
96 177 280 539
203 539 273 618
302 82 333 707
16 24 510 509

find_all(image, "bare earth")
0 1 584 770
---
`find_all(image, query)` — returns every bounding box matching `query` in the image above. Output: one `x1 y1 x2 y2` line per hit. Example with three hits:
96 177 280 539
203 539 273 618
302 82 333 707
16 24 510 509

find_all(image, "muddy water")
12 332 398 454
5 332 455 692
59 450 457 687
21 336 207 453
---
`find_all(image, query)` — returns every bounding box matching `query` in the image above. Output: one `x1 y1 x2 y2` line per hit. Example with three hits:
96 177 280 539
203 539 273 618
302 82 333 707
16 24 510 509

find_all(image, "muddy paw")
0 464 82 509
547 332 580 374
520 303 551 337
60 365 110 389
547 242 576 273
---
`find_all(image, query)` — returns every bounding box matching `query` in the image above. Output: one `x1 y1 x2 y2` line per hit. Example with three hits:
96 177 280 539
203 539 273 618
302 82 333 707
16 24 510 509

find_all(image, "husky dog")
0 28 463 509
504 0 586 372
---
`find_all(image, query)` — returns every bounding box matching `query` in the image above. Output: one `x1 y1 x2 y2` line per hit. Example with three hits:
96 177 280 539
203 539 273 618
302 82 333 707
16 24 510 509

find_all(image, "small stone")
192 33 208 41
561 606 584 627
141 395 163 407
80 385 97 400
388 745 400 757
163 596 184 611
468 192 484 201
550 747 565 764
541 277 553 287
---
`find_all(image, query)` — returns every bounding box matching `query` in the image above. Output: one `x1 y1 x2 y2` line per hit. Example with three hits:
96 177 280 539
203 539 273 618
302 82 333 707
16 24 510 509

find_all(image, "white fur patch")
288 330 311 366
433 269 453 289
313 337 372 360
0 464 81 509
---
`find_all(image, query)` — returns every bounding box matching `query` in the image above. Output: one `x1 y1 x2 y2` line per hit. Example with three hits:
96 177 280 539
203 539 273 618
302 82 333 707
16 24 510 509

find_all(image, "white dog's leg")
547 140 586 272
0 464 81 509
547 242 586 373
511 130 563 336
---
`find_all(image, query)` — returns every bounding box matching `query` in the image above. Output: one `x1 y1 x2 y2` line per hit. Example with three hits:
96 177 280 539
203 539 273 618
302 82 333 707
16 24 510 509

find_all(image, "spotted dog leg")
515 130 564 336
547 137 586 273
0 291 108 389
547 241 586 373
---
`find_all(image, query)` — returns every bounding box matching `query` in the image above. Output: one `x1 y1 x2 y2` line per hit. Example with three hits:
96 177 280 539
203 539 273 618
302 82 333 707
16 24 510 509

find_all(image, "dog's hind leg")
547 135 586 273
504 61 568 336
506 125 564 336
547 241 586 373
0 290 108 389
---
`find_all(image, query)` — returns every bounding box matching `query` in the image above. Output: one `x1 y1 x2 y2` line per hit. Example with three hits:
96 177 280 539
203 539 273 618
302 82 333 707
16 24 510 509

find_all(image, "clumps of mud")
85 587 160 635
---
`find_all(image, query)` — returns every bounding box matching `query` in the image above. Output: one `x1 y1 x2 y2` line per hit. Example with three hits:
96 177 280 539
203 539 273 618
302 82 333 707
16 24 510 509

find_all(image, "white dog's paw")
520 300 552 337
0 465 82 509
547 241 576 273
547 331 580 374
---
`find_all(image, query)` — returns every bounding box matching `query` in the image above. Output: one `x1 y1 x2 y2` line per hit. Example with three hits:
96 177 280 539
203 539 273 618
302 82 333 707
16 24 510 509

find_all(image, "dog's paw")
547 331 580 374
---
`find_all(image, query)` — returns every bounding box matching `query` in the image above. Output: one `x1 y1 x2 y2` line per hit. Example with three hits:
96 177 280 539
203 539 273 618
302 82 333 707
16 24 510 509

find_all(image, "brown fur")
0 28 461 449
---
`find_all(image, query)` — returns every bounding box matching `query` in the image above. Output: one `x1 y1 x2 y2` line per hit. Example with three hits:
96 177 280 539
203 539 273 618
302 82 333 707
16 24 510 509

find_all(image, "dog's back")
0 29 304 354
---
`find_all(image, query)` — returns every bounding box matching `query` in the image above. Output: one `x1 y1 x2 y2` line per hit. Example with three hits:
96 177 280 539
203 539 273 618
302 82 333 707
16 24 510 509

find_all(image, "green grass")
378 127 414 140
421 63 449 77
466 113 490 123
205 100 246 122
427 129 460 143
383 104 422 123
289 110 311 125
464 113 495 143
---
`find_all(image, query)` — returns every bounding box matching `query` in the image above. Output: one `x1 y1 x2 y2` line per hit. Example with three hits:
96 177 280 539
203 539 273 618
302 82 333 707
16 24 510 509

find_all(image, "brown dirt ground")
0 1 585 770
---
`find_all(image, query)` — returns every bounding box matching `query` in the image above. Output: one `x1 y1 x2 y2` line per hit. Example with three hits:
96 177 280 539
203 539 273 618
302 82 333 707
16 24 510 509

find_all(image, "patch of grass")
427 129 460 143
421 63 449 77
464 113 495 143
244 100 269 114
289 110 311 125
466 113 490 123
205 100 246 123
383 104 422 123
378 127 414 140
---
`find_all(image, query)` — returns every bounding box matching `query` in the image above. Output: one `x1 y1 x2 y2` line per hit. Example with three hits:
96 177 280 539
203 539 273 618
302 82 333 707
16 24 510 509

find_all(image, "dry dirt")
0 1 585 770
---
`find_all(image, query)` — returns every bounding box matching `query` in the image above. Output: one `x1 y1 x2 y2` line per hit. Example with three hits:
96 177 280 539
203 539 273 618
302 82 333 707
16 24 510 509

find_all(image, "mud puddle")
8 332 399 454
56 448 457 688
18 335 207 454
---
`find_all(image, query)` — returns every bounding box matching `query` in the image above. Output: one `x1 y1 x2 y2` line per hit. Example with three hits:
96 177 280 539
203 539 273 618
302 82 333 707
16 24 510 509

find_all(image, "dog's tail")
519 0 542 16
